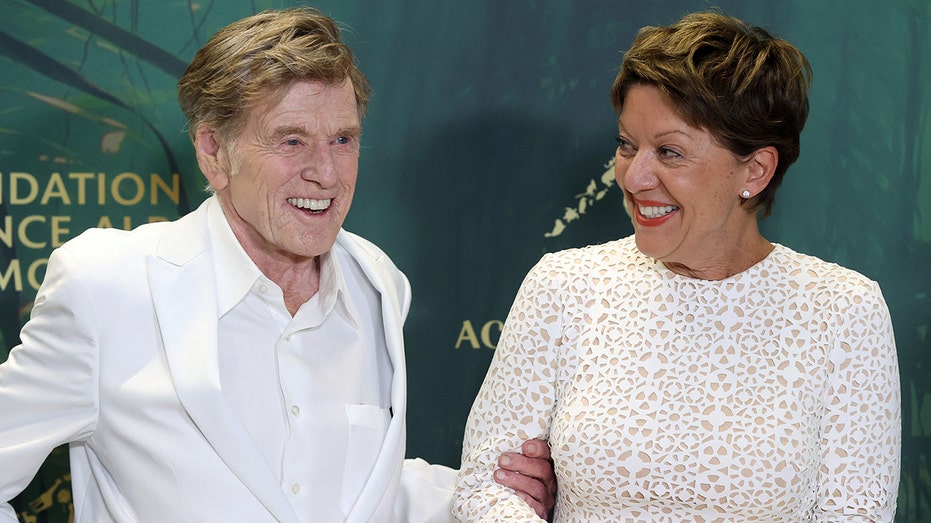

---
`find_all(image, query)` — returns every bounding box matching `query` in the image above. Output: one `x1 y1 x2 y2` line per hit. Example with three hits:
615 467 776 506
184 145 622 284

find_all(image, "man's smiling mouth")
287 197 331 212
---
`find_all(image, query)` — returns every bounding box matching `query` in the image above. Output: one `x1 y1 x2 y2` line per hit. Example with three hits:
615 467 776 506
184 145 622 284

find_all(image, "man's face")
208 78 360 268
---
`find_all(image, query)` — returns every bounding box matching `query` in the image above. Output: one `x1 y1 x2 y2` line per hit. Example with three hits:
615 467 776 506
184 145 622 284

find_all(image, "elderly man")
0 7 554 522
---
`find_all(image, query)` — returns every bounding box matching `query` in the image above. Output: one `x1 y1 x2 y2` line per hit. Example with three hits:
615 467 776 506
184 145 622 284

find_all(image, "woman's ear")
194 124 231 191
744 146 778 196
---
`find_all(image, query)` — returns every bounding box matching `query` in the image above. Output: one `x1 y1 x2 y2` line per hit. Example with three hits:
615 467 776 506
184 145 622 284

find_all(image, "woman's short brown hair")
177 7 371 143
611 11 812 216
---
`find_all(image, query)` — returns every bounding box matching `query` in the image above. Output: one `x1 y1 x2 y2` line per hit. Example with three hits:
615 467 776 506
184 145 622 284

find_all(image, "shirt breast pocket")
340 403 391 514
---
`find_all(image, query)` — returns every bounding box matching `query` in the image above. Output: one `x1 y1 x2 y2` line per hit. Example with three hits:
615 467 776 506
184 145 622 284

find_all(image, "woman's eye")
659 147 682 159
284 138 302 146
615 136 636 156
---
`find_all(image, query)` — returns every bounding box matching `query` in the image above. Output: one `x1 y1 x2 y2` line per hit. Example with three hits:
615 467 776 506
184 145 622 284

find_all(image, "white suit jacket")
0 197 454 522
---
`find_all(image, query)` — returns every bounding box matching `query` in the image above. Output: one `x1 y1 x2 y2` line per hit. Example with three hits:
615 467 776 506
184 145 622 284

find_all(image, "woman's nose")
616 149 656 193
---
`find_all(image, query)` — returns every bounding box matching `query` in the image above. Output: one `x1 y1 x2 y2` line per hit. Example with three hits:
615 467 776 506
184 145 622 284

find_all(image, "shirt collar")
206 197 358 327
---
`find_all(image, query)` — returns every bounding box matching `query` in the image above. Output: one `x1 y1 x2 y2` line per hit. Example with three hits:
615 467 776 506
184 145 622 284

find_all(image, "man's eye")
284 138 302 146
334 136 351 145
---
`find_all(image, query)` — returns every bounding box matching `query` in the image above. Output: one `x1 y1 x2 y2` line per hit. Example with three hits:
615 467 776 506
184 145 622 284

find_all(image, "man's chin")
289 230 341 258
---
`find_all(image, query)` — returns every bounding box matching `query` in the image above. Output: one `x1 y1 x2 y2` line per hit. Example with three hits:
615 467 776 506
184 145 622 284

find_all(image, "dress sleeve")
454 256 564 522
816 279 900 521
0 246 100 516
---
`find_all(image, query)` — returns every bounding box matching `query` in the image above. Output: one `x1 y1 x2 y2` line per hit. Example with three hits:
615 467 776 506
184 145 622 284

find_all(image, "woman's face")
614 85 759 273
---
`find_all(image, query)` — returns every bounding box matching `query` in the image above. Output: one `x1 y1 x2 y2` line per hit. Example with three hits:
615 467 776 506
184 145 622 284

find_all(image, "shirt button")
259 284 268 293
291 405 300 416
284 334 292 342
291 483 301 495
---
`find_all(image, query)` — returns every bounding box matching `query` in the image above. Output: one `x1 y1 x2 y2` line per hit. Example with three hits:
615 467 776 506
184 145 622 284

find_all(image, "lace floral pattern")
455 236 900 522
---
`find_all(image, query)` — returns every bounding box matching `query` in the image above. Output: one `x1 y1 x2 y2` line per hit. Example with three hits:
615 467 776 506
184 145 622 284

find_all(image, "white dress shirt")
207 201 393 521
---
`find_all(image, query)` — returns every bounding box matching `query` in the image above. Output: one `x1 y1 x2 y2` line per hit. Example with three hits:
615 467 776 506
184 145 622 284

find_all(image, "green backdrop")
1 0 928 521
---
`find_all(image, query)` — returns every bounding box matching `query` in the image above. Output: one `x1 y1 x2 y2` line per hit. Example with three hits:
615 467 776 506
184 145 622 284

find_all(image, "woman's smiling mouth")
638 204 678 219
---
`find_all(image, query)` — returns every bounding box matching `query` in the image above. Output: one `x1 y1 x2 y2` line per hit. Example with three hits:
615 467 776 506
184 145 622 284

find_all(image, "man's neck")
257 255 321 316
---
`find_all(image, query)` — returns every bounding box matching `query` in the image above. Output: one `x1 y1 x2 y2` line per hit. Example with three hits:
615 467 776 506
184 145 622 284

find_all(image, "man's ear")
194 124 230 191
744 146 778 196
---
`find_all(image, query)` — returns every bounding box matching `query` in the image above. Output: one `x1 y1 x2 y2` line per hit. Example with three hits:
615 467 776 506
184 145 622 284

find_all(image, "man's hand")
493 439 556 519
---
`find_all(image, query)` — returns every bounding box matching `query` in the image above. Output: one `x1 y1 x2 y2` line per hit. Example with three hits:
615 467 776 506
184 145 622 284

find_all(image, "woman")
455 11 900 522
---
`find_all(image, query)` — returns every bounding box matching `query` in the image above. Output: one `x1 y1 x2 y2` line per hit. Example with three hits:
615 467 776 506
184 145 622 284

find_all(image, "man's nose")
300 143 337 185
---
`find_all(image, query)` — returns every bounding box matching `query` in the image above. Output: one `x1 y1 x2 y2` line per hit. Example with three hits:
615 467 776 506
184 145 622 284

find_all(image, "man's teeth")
639 205 678 218
287 197 330 211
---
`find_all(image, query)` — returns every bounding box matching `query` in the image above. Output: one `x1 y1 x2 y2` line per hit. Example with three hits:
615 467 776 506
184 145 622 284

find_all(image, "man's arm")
494 439 556 519
0 247 99 520
396 440 555 522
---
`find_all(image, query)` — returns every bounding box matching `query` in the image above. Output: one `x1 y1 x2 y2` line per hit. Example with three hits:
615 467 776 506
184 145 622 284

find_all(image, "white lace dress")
455 236 900 522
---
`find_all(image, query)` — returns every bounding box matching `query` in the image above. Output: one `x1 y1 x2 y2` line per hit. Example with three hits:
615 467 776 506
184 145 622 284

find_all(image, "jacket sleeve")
0 246 100 518
393 458 457 523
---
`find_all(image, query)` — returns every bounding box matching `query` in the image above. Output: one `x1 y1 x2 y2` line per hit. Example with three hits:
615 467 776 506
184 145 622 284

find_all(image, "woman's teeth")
639 204 678 218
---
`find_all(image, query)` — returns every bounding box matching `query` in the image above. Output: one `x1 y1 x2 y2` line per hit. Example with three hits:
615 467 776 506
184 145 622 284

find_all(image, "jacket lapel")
336 231 409 522
147 200 299 523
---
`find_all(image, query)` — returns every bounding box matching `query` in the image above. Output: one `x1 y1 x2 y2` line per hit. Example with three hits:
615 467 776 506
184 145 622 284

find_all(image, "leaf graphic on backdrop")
26 92 126 129
37 155 73 164
25 92 81 115
544 157 618 238
32 141 80 164
101 118 127 130
26 92 128 154
21 0 188 78
0 29 189 213
95 40 121 55
101 131 126 153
